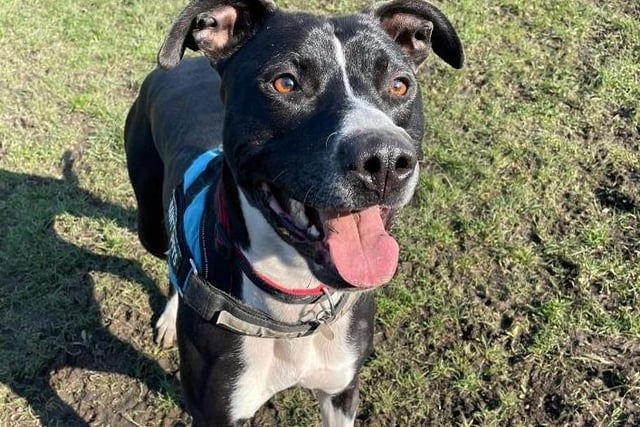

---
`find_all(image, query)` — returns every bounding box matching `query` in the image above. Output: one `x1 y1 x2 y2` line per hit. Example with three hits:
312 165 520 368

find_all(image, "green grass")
1 0 639 426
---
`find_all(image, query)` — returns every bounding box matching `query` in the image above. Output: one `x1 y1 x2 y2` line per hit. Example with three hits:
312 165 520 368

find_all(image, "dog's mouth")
257 183 399 289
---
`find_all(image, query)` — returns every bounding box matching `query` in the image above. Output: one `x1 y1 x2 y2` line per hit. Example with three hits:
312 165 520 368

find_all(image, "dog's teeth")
269 197 284 214
290 199 309 228
308 225 320 237
289 198 304 214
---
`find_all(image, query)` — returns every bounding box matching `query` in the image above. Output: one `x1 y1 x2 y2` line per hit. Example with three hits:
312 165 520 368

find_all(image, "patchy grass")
1 0 639 426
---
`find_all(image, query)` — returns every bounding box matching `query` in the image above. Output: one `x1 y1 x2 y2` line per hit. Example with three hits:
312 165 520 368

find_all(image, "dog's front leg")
317 377 360 427
155 292 179 348
177 302 247 427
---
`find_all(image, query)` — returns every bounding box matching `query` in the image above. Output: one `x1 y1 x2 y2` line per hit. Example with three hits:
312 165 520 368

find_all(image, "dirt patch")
595 187 637 214
415 317 640 426
45 298 189 427
592 159 640 261
594 161 640 214
50 365 189 427
61 114 95 181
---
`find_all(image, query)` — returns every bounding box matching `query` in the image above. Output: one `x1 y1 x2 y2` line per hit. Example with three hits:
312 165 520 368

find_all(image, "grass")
1 0 639 426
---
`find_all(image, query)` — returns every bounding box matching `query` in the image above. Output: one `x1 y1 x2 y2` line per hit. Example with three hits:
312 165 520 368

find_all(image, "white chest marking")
229 312 357 422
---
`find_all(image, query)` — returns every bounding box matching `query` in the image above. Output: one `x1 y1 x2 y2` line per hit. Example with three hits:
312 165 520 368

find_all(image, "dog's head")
158 0 463 290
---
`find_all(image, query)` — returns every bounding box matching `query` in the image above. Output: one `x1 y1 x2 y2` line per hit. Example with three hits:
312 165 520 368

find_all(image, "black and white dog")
124 0 463 425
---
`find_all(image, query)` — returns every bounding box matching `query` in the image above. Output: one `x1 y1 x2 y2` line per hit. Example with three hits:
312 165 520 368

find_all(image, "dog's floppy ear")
366 0 464 69
158 0 277 70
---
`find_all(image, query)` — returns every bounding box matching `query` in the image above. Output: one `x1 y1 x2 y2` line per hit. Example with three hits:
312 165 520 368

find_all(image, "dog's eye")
389 78 409 96
273 75 297 94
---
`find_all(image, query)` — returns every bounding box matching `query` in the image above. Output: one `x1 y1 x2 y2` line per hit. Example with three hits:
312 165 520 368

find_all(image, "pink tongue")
325 206 399 288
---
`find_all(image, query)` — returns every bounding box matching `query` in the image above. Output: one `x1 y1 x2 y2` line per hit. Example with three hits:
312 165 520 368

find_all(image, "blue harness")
167 147 223 294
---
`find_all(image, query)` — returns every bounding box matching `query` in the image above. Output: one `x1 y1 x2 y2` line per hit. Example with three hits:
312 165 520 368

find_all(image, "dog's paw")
155 293 178 348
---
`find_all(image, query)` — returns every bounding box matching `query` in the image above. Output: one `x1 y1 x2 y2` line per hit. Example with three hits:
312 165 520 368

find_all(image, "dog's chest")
229 313 357 420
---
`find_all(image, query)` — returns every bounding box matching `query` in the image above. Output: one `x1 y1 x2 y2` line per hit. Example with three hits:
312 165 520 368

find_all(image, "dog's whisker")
271 169 288 184
324 131 338 148
305 276 315 289
303 185 316 205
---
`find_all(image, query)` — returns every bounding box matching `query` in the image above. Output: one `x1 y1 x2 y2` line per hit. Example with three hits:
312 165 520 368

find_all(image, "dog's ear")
158 0 277 70
366 0 464 69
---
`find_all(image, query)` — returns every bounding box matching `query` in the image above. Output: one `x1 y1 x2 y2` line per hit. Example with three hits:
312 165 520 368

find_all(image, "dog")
124 0 463 425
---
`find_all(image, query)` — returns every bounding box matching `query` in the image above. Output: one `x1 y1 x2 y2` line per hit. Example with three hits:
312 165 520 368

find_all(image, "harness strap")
183 273 357 339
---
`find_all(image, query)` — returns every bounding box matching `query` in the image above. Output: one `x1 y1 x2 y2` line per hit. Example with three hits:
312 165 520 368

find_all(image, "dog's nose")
344 134 417 198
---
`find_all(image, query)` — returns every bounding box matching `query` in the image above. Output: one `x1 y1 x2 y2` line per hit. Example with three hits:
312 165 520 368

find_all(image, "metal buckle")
315 288 337 340
315 288 336 322
189 258 199 276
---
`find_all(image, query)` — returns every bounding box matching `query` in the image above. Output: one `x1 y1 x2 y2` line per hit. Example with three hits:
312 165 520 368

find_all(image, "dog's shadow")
0 158 182 426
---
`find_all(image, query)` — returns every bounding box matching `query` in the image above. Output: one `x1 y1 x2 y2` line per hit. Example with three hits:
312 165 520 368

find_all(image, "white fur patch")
331 35 355 99
400 163 420 206
155 292 178 348
229 311 357 423
331 36 411 139
238 189 319 292
229 188 359 421
340 98 405 136
237 188 349 325
318 390 356 427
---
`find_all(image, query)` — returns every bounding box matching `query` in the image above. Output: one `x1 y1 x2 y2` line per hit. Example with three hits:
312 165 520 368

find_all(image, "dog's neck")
207 170 340 323
237 189 319 290
236 189 343 323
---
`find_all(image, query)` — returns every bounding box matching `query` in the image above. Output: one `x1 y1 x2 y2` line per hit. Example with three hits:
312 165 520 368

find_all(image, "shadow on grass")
0 156 180 426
